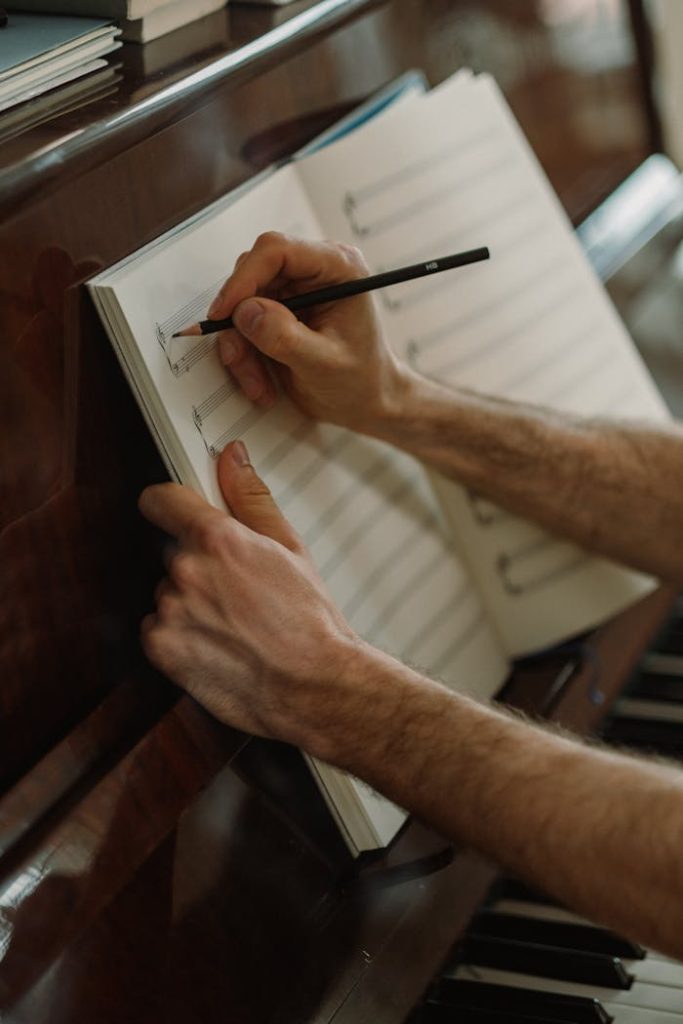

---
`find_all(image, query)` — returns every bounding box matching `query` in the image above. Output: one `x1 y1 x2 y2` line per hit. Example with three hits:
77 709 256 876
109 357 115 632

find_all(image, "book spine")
7 0 174 17
7 0 130 14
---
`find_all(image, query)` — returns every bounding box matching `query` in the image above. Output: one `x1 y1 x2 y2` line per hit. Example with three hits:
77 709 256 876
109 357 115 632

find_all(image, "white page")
295 72 669 656
91 162 508 849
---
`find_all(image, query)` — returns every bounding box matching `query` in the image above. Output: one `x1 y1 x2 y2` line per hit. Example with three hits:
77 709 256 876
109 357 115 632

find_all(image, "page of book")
91 163 508 849
295 73 670 655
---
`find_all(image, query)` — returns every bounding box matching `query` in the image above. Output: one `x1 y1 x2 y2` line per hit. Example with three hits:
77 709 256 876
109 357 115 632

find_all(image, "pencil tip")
172 323 201 338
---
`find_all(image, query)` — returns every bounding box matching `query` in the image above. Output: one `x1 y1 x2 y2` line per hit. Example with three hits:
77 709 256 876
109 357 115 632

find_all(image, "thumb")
218 441 302 552
232 297 318 368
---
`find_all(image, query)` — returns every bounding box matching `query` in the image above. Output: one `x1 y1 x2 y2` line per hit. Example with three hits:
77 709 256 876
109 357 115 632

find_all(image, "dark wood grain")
0 2 668 1021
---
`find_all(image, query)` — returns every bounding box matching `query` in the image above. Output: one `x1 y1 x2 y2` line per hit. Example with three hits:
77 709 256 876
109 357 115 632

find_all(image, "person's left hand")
138 441 362 755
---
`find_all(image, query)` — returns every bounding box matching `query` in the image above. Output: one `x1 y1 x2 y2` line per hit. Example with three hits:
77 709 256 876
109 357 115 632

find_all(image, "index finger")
208 233 366 322
139 482 224 540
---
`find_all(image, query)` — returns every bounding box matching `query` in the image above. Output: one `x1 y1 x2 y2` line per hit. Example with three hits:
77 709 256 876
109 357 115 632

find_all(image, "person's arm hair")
314 639 683 960
214 234 683 583
368 372 683 582
139 445 683 961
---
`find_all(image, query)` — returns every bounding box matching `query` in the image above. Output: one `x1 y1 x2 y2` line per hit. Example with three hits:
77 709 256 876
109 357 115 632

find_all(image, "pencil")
172 246 490 337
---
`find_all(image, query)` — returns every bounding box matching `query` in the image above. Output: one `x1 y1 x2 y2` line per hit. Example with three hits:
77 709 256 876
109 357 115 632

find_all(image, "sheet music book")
89 71 670 855
0 14 121 114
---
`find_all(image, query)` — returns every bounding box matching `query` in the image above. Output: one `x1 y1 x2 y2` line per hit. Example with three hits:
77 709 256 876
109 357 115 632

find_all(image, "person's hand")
208 233 408 434
138 440 364 755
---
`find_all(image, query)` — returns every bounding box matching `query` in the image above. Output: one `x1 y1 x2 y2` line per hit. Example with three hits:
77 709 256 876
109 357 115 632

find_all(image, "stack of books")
7 1 228 42
1 13 120 113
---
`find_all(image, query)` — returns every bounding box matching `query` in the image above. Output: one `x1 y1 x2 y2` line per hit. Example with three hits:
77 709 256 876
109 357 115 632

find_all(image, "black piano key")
651 626 683 655
430 979 613 1024
496 879 555 904
629 670 683 702
470 910 646 960
460 935 634 989
601 716 683 757
420 1004 584 1023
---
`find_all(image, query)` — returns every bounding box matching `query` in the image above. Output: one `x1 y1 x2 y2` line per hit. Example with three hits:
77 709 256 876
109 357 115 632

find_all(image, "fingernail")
208 294 222 318
234 299 264 334
219 336 237 364
231 440 251 467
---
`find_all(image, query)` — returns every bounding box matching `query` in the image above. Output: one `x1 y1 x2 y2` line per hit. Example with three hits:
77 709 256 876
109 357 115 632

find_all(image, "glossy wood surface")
0 2 671 1021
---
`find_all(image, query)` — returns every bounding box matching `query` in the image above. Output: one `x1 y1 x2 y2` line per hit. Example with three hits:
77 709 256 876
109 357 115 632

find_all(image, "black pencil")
172 246 490 337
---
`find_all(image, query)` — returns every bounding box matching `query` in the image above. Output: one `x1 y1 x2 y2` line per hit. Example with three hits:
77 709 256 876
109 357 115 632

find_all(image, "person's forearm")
368 369 683 581
311 640 683 957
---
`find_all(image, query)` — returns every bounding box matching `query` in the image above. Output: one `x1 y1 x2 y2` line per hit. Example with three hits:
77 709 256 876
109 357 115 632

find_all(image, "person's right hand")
207 233 408 435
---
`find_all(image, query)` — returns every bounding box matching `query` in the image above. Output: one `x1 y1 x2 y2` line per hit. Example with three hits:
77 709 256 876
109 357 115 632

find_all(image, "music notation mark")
497 537 589 596
156 278 224 376
468 493 508 528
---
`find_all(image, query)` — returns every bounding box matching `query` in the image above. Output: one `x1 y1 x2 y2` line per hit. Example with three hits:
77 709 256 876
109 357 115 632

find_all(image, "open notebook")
89 70 669 855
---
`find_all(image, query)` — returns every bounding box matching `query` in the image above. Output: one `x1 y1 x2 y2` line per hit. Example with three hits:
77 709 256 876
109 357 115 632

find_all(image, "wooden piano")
2 2 682 1020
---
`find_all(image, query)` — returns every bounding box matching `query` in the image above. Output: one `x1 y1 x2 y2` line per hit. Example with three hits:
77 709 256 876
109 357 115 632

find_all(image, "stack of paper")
120 0 225 45
0 13 120 113
5 1 226 43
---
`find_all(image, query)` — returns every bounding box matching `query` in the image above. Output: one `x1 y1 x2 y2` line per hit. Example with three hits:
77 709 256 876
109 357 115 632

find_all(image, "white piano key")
642 653 683 676
629 958 683 988
608 1006 683 1023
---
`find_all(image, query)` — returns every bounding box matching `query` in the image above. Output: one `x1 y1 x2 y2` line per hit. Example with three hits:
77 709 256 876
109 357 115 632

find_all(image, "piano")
1 2 681 1021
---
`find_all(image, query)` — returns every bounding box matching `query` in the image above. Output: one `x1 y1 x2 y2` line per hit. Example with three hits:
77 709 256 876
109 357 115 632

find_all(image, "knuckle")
168 552 197 590
156 591 179 622
190 512 232 554
254 230 286 252
287 530 306 556
226 336 249 366
266 325 292 361
337 242 368 276
142 623 172 669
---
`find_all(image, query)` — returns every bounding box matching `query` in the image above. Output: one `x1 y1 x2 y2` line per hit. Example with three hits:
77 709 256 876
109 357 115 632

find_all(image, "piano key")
632 958 683 988
628 671 683 703
642 653 683 677
600 716 683 757
600 1009 683 1024
421 1004 586 1024
492 899 680 967
496 879 556 904
649 628 683 656
493 898 619 931
461 935 634 988
430 977 612 1023
452 964 683 1015
471 909 646 960
613 698 683 725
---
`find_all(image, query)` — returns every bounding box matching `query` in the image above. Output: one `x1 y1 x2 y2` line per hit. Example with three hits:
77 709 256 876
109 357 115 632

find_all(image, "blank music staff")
378 190 536 313
342 128 497 237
